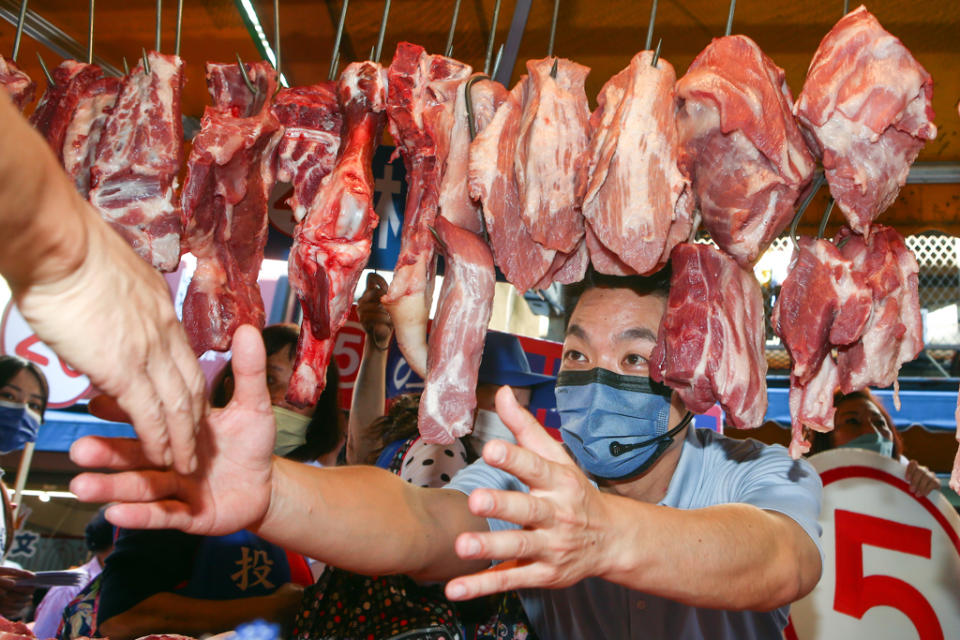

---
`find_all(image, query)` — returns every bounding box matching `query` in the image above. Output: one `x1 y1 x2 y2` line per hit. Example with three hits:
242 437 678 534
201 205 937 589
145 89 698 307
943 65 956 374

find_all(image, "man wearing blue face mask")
69 273 824 640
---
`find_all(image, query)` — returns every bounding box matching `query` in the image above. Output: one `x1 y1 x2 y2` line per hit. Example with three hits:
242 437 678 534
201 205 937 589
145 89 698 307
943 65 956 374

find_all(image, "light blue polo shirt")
445 426 823 640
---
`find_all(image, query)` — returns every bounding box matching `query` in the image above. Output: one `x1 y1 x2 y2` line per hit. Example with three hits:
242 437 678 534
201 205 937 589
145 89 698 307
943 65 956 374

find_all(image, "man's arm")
445 388 822 611
98 587 304 640
346 273 392 465
0 96 205 474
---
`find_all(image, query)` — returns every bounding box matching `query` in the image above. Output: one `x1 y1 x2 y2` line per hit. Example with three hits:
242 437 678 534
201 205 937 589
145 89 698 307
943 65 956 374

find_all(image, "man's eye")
563 350 585 362
623 354 647 367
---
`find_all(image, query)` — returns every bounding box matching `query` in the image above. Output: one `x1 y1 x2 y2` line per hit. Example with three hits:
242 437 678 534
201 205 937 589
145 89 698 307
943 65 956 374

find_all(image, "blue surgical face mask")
0 400 42 454
839 432 894 458
556 368 691 480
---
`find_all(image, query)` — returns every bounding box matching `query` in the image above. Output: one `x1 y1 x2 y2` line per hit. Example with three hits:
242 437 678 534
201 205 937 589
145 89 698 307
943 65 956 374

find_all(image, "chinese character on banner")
0 303 92 408
231 546 275 592
8 530 40 559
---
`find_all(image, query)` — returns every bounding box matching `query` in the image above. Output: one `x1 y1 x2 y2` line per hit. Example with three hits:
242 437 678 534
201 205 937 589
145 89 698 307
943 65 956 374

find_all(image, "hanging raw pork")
180 62 281 354
676 36 815 267
88 51 185 272
29 61 105 160
382 43 472 378
272 83 343 221
62 77 121 197
651 242 768 430
0 55 35 111
286 61 387 407
581 51 694 276
794 6 936 236
419 217 496 444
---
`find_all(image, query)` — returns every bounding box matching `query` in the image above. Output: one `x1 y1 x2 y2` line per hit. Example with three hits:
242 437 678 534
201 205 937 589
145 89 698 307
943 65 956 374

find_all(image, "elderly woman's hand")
904 459 940 497
0 566 34 619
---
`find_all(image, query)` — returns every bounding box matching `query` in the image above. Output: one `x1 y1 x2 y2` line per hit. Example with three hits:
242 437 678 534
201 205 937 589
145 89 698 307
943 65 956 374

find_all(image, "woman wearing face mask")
808 389 940 497
92 325 339 640
0 355 48 618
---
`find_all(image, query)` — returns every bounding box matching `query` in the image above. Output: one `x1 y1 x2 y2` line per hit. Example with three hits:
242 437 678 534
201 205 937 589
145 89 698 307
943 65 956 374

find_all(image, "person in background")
71 272 824 639
0 355 49 619
31 508 114 638
808 389 941 497
346 274 554 487
92 325 340 640
0 93 206 475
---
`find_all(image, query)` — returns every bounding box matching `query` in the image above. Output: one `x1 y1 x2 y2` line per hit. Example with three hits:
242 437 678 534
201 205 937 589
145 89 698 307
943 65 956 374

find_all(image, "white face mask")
470 409 517 451
272 406 311 457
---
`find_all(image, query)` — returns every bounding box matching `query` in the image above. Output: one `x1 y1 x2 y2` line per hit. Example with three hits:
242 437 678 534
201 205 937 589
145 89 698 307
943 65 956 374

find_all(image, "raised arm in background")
0 95 206 474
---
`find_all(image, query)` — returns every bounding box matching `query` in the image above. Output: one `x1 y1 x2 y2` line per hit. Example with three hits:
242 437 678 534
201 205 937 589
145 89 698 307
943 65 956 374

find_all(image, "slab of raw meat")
650 242 768 429
514 57 590 253
180 61 280 354
835 226 922 393
286 61 387 407
419 217 496 444
437 73 488 234
29 61 105 161
88 51 185 272
383 43 472 379
272 83 342 222
0 55 35 111
62 76 121 197
772 237 872 450
794 6 936 236
535 237 589 290
676 35 815 266
468 78 557 292
581 51 694 275
583 221 633 276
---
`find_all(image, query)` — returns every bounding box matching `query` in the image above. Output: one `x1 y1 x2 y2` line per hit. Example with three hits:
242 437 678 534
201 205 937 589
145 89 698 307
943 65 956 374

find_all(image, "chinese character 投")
230 546 275 591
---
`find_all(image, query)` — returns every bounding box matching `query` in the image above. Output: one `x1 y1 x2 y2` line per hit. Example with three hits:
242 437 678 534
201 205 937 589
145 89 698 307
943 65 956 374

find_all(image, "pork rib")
795 6 936 236
581 51 694 276
651 242 768 429
180 61 280 354
419 217 496 444
383 43 472 379
62 77 121 197
88 51 185 272
515 58 590 253
29 61 105 161
676 36 815 267
0 55 36 111
272 83 343 222
286 61 387 407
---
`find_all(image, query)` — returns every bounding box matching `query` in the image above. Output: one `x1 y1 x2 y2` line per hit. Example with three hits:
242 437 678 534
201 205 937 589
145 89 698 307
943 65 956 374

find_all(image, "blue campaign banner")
264 145 407 270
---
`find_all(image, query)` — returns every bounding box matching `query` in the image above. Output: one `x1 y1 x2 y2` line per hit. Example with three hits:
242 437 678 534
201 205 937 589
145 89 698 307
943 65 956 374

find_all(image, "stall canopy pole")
328 0 349 80
11 0 27 61
373 0 390 63
645 0 658 51
86 0 93 64
492 0 531 86
444 0 461 58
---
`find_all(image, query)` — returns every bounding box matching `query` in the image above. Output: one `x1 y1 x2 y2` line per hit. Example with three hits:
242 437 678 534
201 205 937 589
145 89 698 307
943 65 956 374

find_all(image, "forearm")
254 458 488 580
0 97 89 290
346 344 388 464
601 498 821 610
98 591 298 640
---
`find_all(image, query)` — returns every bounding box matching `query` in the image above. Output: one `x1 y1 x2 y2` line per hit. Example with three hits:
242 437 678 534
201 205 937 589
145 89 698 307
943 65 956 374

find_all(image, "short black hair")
563 265 673 328
0 355 49 417
85 507 114 552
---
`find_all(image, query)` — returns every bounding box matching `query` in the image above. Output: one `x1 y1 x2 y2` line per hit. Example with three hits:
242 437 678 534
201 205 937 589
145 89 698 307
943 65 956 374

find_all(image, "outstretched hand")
69 325 276 536
357 272 393 350
444 386 613 601
905 458 940 497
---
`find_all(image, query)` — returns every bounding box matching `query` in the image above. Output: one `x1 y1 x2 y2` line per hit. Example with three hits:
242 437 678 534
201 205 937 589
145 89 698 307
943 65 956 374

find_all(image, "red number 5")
834 509 943 639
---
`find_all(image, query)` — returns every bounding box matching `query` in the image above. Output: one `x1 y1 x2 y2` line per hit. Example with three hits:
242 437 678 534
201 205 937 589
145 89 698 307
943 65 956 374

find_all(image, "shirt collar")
658 425 706 509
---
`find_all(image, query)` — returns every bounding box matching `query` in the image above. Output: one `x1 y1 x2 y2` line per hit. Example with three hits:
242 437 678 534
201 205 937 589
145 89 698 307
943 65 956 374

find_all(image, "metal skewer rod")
328 0 349 80
483 0 502 76
273 0 281 74
373 0 390 63
843 0 849 15
645 0 658 51
547 0 560 59
122 56 129 75
651 37 662 68
12 0 28 62
817 198 836 239
175 0 183 57
155 0 162 52
724 0 736 36
87 0 94 64
491 42 504 79
444 0 461 58
236 53 258 94
36 51 53 84
142 47 151 74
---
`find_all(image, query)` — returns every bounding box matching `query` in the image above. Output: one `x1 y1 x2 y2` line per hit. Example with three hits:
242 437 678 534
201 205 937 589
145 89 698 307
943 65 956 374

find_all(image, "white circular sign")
0 302 92 408
787 449 960 640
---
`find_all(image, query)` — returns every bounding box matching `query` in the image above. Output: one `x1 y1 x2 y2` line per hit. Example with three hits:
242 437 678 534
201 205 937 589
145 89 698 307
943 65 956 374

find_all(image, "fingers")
468 487 553 529
366 272 388 294
168 319 208 428
87 395 132 423
114 374 172 469
445 560 551 601
228 325 272 413
70 436 155 470
905 459 939 496
104 500 199 532
494 386 569 464
146 351 198 475
482 439 558 492
70 470 180 504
